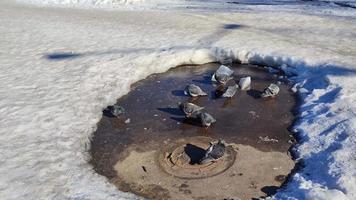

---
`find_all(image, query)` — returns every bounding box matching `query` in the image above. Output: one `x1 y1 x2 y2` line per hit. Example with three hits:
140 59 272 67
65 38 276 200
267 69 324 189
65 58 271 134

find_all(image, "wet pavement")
90 63 297 200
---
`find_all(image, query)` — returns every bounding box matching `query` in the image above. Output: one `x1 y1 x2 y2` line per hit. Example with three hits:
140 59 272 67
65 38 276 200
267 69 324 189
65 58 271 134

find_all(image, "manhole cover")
158 136 237 179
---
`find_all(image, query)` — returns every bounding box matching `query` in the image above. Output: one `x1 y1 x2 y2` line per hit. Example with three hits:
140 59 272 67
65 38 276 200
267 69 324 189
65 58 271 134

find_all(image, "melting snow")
0 0 355 200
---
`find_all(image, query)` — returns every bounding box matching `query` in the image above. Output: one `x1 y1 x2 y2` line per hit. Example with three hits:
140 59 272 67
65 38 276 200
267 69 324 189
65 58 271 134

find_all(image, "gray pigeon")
179 102 204 118
199 139 226 164
222 84 239 98
198 112 216 127
110 105 125 117
261 83 280 98
212 65 234 85
184 84 207 97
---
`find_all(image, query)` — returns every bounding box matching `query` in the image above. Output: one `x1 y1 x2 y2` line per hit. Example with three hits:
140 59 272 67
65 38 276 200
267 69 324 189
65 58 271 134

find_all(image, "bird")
179 102 204 118
198 112 216 127
238 76 251 90
261 83 280 98
222 84 239 98
109 105 125 118
211 65 234 85
184 84 207 97
199 139 226 164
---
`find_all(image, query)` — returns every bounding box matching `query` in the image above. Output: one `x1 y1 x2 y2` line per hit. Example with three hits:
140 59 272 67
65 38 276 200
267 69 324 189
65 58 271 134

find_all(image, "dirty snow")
0 0 355 200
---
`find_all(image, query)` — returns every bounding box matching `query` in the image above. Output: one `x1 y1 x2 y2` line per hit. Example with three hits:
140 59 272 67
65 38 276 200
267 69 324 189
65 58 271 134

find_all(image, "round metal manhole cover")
158 136 237 179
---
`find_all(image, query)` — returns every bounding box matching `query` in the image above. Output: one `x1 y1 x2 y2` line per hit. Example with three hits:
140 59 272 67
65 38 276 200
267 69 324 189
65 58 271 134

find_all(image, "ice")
261 83 280 98
211 65 234 84
0 0 355 200
239 76 251 90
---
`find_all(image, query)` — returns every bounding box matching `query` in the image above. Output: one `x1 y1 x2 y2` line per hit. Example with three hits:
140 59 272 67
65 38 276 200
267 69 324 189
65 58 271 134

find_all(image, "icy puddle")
90 63 297 200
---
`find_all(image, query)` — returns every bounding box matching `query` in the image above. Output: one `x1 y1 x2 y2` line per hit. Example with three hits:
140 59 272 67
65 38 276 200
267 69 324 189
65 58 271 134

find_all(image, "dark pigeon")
179 102 204 118
184 84 207 97
200 139 226 164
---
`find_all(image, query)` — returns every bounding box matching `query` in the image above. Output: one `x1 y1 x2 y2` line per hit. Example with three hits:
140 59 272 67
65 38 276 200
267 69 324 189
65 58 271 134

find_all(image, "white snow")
18 0 356 17
0 0 355 200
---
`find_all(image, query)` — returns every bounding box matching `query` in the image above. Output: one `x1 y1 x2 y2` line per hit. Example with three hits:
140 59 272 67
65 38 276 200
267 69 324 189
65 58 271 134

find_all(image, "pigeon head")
218 139 226 145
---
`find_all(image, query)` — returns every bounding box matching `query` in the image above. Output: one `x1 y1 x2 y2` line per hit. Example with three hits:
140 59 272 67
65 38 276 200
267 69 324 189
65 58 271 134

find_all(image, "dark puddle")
90 63 297 199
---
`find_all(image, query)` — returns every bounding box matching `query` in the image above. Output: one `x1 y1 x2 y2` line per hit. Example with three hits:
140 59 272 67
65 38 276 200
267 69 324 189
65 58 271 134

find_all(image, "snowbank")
0 1 355 200
18 0 356 17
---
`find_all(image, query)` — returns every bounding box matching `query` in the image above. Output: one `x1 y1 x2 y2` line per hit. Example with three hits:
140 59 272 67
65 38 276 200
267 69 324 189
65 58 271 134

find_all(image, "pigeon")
222 84 239 98
261 83 280 98
238 76 251 90
199 139 226 164
184 84 207 97
109 105 125 118
179 102 204 118
211 65 234 85
198 112 216 127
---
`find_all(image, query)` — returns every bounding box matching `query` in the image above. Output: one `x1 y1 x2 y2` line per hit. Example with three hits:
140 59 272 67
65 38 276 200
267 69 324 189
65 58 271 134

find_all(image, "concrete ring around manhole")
158 136 237 179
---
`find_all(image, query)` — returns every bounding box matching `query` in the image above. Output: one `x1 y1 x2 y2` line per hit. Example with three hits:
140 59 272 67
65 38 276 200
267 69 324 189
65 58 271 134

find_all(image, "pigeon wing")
210 143 225 159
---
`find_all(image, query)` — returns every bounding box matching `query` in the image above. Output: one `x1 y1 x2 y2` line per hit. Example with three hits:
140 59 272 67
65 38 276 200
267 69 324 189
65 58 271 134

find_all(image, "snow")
0 0 355 200
18 0 356 17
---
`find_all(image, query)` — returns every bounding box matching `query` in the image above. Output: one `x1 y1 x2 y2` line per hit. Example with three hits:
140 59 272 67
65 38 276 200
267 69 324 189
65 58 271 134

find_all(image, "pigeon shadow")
184 143 206 165
157 107 185 116
223 24 241 30
210 84 226 99
222 98 235 108
170 117 202 127
211 89 225 99
171 90 186 97
247 89 262 99
45 53 82 60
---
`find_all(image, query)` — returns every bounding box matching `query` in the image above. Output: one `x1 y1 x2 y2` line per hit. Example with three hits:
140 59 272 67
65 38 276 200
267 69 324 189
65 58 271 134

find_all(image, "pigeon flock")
109 64 281 164
108 64 280 126
178 64 280 128
178 64 280 164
